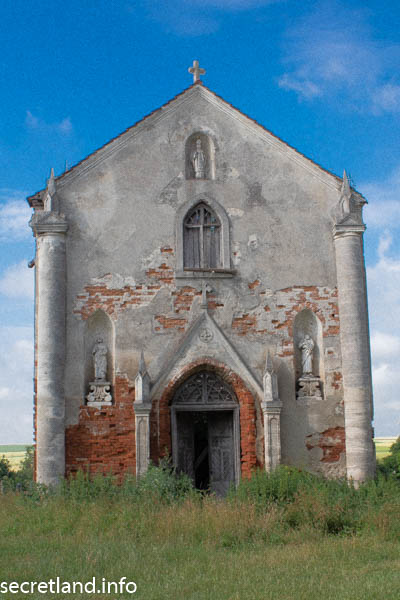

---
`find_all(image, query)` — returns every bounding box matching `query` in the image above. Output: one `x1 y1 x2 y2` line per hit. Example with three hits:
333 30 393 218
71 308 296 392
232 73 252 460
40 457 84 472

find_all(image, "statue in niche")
191 138 206 179
299 334 314 377
92 337 108 381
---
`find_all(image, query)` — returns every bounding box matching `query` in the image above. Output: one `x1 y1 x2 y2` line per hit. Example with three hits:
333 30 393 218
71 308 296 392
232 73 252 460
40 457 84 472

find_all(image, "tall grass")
1 455 400 599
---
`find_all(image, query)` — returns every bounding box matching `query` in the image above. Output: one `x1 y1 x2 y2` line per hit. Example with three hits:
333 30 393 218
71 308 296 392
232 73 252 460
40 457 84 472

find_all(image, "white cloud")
362 166 400 229
25 110 73 136
368 234 400 332
140 0 281 36
278 73 322 100
0 191 32 242
0 261 34 300
278 2 400 114
371 332 400 360
0 326 34 444
58 117 73 135
372 83 400 114
367 233 400 435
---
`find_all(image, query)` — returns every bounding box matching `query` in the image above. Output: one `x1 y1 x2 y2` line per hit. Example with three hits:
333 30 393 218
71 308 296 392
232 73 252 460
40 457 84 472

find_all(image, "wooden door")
176 412 195 482
208 412 234 497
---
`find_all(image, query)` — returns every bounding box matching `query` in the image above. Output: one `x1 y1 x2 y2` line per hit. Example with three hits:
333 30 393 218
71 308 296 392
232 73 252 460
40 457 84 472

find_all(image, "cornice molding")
29 212 68 236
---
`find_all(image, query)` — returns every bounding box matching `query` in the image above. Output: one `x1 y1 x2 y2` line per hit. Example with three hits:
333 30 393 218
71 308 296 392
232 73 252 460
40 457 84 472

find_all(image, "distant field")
0 445 31 469
0 439 398 471
374 437 397 460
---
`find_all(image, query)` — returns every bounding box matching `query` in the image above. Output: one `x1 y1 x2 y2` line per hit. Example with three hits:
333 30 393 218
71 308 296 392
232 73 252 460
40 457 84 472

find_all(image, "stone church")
28 62 375 492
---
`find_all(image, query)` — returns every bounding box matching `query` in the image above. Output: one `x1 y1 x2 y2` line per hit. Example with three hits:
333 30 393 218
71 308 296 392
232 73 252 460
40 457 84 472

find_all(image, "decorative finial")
138 350 147 375
44 167 56 211
263 351 279 403
48 167 55 190
188 60 205 83
338 169 353 219
265 351 274 374
341 170 351 197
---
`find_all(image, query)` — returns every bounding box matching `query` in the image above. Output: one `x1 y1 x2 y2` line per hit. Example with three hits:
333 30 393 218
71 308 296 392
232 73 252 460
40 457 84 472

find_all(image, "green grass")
1 445 399 599
0 493 400 600
1 464 400 600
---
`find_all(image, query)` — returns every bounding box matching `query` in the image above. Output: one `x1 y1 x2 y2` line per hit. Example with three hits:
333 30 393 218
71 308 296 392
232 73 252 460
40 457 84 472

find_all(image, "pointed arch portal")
171 370 240 496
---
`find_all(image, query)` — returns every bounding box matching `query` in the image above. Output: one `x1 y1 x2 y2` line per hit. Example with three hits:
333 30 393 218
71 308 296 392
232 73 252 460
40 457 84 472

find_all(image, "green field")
374 437 397 460
0 445 31 469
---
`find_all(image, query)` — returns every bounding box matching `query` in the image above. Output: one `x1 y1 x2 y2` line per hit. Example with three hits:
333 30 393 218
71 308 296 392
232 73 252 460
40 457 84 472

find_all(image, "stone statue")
191 139 206 179
93 337 107 381
299 334 314 376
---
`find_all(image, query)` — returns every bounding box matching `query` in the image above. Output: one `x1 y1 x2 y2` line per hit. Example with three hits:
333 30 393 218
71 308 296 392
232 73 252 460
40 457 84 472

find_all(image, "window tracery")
183 203 221 269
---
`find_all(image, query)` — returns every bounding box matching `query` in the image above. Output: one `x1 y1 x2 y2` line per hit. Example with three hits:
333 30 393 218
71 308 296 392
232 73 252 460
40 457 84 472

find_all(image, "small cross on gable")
188 60 205 83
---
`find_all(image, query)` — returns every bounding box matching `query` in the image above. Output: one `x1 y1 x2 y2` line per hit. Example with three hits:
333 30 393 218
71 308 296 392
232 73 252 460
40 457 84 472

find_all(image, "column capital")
133 402 152 416
30 211 68 237
261 401 282 414
333 223 365 239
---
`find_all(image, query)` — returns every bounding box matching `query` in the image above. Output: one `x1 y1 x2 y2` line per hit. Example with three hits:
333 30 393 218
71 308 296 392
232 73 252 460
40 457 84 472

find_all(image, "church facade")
28 63 375 491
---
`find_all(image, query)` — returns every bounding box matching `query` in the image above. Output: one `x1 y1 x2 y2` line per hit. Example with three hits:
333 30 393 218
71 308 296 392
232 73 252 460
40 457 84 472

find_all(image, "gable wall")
57 89 345 478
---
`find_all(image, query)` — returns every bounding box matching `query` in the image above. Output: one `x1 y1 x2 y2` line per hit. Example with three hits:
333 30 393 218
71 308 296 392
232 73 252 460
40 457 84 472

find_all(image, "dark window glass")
183 203 221 269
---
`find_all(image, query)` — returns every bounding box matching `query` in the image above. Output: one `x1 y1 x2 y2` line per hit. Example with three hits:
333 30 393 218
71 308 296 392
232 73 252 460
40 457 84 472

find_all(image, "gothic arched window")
183 203 221 269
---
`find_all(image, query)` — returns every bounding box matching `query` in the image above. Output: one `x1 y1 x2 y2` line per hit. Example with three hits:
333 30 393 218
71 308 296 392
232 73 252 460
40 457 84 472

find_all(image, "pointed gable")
27 80 364 208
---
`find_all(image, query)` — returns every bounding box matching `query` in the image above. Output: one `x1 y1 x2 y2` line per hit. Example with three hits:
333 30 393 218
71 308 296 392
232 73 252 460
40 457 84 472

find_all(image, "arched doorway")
171 370 240 496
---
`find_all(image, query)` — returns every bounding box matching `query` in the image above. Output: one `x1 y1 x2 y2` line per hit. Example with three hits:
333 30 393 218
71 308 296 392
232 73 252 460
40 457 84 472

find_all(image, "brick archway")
151 358 258 478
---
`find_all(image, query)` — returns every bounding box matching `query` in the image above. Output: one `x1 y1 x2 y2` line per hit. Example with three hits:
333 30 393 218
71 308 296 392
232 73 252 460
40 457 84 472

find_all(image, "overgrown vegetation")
0 445 34 491
1 443 399 599
377 436 400 480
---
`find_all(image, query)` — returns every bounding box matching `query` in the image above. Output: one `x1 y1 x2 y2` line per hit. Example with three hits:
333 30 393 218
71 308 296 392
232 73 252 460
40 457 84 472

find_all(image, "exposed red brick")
248 279 260 290
155 315 187 332
208 300 224 310
232 313 257 335
65 375 136 479
172 286 199 313
332 371 343 390
306 427 345 463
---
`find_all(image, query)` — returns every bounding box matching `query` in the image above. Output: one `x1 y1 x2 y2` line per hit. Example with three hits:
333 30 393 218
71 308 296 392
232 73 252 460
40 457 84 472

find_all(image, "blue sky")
0 0 399 443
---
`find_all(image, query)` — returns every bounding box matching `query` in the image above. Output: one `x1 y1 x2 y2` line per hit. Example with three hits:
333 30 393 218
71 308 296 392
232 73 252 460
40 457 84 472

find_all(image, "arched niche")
185 132 215 180
293 309 324 383
84 310 115 388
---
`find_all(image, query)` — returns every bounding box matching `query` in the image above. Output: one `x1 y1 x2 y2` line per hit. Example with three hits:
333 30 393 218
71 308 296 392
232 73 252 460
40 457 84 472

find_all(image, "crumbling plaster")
54 88 347 477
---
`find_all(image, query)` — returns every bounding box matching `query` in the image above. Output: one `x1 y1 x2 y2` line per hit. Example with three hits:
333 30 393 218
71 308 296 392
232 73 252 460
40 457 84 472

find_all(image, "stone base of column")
86 381 112 407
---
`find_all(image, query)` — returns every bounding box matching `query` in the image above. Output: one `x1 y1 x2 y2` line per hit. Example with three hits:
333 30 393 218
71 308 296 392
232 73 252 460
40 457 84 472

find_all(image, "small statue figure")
93 337 107 381
191 138 206 179
299 334 314 377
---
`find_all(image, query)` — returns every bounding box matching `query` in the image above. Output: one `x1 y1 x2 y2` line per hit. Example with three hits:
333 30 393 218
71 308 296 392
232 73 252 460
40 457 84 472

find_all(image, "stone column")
262 354 282 472
333 223 375 482
134 352 152 477
30 212 68 486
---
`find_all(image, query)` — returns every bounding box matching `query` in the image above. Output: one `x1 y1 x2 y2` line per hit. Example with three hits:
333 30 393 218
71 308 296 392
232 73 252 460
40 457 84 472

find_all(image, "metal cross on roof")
188 60 205 83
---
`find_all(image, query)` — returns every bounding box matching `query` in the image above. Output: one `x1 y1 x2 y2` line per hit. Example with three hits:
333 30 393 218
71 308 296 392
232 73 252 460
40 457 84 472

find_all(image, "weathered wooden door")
208 412 234 496
171 371 240 495
176 412 195 482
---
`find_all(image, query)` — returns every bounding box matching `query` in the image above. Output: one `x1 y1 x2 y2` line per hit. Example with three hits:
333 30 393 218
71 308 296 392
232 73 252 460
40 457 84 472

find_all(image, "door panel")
208 412 234 496
176 412 195 482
